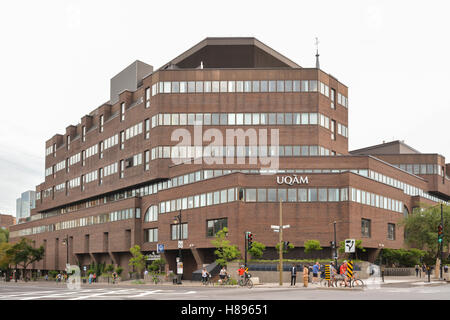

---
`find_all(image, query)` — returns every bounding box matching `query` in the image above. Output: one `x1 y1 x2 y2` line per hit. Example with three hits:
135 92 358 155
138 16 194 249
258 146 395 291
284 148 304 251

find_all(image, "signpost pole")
279 199 283 286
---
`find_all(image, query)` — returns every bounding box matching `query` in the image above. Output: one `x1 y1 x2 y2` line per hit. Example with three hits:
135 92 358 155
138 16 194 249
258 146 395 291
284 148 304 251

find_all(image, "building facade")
9 38 450 279
0 214 16 230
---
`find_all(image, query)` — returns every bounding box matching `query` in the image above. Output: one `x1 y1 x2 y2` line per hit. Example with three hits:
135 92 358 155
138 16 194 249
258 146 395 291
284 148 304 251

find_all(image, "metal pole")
279 199 283 286
440 203 444 280
333 221 337 268
178 210 182 284
66 235 69 266
244 232 247 268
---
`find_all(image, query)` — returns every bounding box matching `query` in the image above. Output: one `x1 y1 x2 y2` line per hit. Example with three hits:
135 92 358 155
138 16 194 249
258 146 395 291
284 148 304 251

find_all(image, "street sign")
271 225 280 229
177 262 183 274
282 225 290 229
146 254 161 261
346 260 354 279
325 265 330 281
157 243 165 253
345 239 356 253
178 240 183 249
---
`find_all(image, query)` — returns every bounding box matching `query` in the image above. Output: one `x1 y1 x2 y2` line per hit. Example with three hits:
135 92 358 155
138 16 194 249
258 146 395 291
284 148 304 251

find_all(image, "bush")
115 266 124 276
381 248 426 267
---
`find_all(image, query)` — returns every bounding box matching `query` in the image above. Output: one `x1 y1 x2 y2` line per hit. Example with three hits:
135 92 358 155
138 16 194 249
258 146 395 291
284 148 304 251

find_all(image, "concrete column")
190 247 204 271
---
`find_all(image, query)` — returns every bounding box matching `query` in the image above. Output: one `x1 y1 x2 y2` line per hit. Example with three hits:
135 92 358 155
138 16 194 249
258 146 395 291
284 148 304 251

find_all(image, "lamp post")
173 211 182 284
62 235 69 266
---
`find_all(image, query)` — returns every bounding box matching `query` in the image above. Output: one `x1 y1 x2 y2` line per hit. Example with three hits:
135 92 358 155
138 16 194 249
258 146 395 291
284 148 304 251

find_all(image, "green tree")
6 238 45 281
248 241 266 259
128 245 146 279
211 227 240 267
0 242 13 271
401 204 450 258
0 229 9 243
115 266 124 276
150 258 166 273
304 240 323 254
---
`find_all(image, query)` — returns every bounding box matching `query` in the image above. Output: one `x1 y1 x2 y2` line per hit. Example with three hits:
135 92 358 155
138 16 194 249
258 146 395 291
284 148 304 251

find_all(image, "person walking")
421 264 426 279
415 264 420 278
290 264 297 286
303 265 309 287
312 262 320 284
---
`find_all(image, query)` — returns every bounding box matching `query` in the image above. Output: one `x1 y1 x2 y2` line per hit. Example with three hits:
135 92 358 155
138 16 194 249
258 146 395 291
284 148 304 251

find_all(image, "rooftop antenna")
315 37 320 69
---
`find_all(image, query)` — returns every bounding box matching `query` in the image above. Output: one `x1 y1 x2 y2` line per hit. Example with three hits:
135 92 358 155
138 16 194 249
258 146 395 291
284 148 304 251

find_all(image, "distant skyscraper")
16 190 36 221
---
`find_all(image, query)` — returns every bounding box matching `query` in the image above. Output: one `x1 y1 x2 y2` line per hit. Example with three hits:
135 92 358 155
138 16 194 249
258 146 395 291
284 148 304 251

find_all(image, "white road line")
0 290 60 299
129 290 162 297
21 289 104 300
69 289 136 300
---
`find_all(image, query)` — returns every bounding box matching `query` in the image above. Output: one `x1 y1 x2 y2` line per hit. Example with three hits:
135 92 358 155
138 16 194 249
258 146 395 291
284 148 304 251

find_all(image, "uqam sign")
276 175 309 185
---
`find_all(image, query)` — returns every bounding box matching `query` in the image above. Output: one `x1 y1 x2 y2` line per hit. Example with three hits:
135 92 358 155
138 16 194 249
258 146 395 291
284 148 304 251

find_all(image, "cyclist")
340 261 350 287
219 266 228 284
328 262 337 287
201 268 210 284
237 265 247 281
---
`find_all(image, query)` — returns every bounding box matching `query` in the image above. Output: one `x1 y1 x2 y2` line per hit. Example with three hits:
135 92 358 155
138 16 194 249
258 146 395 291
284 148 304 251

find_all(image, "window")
145 87 151 108
120 102 125 121
206 218 228 237
144 228 158 242
245 189 256 202
145 150 150 171
171 223 188 240
361 219 371 237
387 223 396 240
82 126 86 142
144 205 158 222
67 135 71 150
120 131 124 150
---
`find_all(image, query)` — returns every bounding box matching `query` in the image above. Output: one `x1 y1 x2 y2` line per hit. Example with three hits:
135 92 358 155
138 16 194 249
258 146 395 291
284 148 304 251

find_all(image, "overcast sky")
1 0 449 216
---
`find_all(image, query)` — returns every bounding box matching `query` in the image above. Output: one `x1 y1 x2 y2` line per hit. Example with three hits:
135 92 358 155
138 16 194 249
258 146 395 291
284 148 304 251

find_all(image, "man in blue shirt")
312 262 320 284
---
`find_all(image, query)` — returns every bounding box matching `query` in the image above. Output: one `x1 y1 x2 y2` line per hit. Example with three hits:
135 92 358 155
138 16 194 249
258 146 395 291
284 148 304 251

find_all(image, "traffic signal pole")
440 203 444 280
279 199 283 286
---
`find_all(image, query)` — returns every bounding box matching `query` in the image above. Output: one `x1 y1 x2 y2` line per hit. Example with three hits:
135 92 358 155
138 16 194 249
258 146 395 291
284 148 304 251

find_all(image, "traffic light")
247 232 253 249
330 241 335 249
438 224 444 243
283 241 290 250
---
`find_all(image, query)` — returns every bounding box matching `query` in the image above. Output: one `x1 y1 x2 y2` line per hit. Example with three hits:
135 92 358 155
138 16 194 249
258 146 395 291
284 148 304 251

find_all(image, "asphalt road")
0 281 449 300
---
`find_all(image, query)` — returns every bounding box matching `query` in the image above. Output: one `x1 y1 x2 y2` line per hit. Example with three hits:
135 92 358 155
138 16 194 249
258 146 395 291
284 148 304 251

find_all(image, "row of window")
241 187 403 213
150 112 347 133
35 166 448 222
151 79 348 108
10 208 139 238
393 163 443 176
361 219 396 240
144 218 228 242
150 145 336 160
125 122 143 141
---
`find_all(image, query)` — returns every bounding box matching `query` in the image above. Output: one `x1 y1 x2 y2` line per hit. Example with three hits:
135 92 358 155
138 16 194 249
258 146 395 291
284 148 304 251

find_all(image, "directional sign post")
345 239 356 253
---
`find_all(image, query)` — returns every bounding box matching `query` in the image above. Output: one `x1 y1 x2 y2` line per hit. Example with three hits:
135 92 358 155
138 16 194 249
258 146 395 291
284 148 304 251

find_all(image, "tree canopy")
401 204 449 257
211 227 240 267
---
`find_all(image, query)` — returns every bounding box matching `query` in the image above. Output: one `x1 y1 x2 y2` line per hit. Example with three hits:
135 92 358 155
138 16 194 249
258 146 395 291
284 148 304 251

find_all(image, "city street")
1 278 449 300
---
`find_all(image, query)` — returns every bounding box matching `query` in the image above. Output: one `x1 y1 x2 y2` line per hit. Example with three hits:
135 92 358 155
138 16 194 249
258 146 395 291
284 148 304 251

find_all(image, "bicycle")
218 274 232 286
320 277 338 287
238 273 253 289
337 273 365 288
202 274 212 286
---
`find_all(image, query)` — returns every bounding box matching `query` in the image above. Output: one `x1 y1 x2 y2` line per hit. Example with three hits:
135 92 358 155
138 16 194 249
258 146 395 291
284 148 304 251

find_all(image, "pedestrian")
422 264 426 278
415 264 420 278
88 273 93 284
93 273 97 283
290 264 297 286
312 262 320 284
303 265 309 287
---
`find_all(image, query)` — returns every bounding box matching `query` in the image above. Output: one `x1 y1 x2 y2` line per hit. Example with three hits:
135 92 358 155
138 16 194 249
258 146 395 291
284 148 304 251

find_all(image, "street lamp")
173 211 182 284
62 235 69 267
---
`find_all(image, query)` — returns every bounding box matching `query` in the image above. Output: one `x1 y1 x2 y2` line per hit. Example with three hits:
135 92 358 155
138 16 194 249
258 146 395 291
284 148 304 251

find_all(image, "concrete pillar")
190 247 204 271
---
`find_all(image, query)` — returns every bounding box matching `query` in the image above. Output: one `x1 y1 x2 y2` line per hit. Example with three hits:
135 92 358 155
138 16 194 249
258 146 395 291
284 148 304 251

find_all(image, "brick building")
0 214 16 229
9 38 450 279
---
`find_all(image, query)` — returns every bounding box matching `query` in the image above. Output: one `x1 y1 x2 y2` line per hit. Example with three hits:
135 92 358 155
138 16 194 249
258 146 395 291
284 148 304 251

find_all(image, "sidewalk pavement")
4 275 447 289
